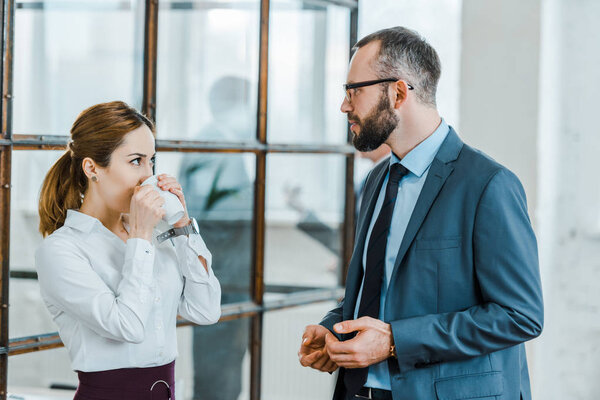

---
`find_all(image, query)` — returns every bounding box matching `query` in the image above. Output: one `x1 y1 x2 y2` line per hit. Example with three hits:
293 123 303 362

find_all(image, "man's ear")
81 157 98 180
392 81 410 109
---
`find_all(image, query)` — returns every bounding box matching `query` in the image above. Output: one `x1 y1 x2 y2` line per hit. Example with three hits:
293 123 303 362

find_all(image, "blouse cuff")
173 233 215 282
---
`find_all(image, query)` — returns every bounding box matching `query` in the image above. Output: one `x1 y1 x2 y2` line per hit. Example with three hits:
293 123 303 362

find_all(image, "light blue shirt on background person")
353 118 450 390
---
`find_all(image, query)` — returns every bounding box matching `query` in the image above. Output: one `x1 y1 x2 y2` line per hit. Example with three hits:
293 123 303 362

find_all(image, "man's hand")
326 316 394 369
298 325 339 373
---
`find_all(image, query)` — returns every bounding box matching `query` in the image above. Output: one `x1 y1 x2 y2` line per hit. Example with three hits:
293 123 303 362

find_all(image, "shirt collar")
63 209 101 233
390 118 450 177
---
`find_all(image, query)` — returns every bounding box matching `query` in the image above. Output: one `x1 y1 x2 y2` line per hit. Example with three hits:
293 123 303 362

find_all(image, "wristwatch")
389 344 397 359
156 217 199 244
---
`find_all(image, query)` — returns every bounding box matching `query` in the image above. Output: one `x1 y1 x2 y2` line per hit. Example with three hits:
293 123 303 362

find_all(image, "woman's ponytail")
38 145 87 237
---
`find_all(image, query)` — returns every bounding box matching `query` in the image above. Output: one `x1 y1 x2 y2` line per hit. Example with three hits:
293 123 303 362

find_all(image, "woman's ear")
81 157 98 181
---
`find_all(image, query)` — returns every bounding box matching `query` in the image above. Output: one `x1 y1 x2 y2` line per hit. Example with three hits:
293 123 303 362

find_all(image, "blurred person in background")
284 144 390 259
179 76 254 400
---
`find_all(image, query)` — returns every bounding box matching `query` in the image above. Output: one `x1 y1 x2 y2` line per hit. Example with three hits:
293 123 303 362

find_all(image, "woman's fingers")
129 182 166 237
169 188 186 205
159 180 180 190
157 175 180 189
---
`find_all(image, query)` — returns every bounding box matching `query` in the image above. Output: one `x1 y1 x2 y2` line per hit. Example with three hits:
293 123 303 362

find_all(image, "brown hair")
38 101 155 237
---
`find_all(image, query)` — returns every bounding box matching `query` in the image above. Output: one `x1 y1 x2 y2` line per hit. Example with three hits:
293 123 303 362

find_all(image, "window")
0 0 358 399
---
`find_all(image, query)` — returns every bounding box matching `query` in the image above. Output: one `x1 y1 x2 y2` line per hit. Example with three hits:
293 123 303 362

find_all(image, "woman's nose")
146 162 155 177
139 171 153 185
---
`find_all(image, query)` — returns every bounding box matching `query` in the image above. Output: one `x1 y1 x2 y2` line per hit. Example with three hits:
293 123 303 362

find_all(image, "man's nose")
340 96 352 113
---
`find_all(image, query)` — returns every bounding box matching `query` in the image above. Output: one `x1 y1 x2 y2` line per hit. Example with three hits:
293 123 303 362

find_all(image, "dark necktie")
344 162 409 396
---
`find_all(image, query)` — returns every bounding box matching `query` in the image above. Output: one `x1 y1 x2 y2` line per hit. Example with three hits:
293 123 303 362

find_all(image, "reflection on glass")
262 302 337 399
8 279 57 339
14 1 144 134
10 150 64 338
265 154 345 289
8 347 77 396
157 0 259 141
158 152 254 400
11 150 62 271
176 321 250 400
158 152 255 304
268 1 350 144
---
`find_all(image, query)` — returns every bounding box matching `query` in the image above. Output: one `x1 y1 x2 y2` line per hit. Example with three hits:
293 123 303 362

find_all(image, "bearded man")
298 26 543 400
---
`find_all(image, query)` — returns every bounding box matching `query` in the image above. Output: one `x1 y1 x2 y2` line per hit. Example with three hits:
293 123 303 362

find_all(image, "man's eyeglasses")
343 78 414 103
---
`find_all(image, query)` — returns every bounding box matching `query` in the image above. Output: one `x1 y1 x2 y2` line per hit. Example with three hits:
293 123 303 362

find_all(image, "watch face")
191 218 200 234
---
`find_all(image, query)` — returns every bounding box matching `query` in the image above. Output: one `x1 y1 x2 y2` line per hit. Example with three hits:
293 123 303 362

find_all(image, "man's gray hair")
354 26 441 107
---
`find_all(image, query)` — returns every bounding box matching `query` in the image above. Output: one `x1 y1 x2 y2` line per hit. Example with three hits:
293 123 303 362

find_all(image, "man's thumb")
333 319 366 334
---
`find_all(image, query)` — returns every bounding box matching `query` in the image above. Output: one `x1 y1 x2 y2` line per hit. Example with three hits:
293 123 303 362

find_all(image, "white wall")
533 0 600 399
358 0 463 129
459 0 541 216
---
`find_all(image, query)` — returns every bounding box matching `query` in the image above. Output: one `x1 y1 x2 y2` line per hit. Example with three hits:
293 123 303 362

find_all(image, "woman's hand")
128 185 165 242
156 174 190 228
157 174 208 270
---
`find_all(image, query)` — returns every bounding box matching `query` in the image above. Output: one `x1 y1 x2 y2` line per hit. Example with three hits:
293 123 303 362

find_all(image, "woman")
36 101 221 400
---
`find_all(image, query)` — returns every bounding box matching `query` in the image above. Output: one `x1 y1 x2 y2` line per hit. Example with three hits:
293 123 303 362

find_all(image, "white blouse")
35 209 221 372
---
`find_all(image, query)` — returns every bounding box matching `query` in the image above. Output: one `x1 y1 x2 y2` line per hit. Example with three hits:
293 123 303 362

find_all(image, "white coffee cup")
141 175 185 225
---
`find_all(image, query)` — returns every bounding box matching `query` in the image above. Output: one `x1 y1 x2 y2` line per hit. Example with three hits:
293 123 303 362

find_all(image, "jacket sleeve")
390 168 544 373
320 299 345 340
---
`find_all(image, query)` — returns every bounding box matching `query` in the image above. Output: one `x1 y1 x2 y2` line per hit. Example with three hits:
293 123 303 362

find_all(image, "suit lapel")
386 128 464 300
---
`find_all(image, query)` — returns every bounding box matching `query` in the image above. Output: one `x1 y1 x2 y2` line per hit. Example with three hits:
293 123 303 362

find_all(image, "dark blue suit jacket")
321 128 543 400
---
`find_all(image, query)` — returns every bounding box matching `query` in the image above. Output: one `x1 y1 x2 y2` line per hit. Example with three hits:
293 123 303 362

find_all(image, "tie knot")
389 163 409 184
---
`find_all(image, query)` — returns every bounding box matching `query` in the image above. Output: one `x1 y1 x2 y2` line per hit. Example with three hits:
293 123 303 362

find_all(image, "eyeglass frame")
343 78 414 103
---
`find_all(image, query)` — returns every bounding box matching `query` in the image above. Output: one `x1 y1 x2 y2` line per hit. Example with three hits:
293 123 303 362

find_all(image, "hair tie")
66 140 75 157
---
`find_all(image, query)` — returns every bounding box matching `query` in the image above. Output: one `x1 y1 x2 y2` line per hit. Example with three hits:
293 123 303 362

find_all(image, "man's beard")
350 92 398 152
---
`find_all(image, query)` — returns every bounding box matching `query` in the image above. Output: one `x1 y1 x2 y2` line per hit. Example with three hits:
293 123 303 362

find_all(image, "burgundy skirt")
74 361 175 400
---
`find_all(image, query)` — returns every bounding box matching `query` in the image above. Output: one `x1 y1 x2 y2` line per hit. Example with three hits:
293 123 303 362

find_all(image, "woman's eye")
130 158 141 166
150 157 156 165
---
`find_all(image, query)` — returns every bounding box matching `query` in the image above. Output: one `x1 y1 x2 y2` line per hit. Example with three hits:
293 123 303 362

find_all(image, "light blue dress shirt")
353 118 450 390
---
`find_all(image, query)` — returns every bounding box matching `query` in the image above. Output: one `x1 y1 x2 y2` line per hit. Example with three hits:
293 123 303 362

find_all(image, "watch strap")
156 227 177 244
156 218 198 244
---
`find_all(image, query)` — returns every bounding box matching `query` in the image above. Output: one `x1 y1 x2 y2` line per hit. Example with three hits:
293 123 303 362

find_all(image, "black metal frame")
0 0 358 398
